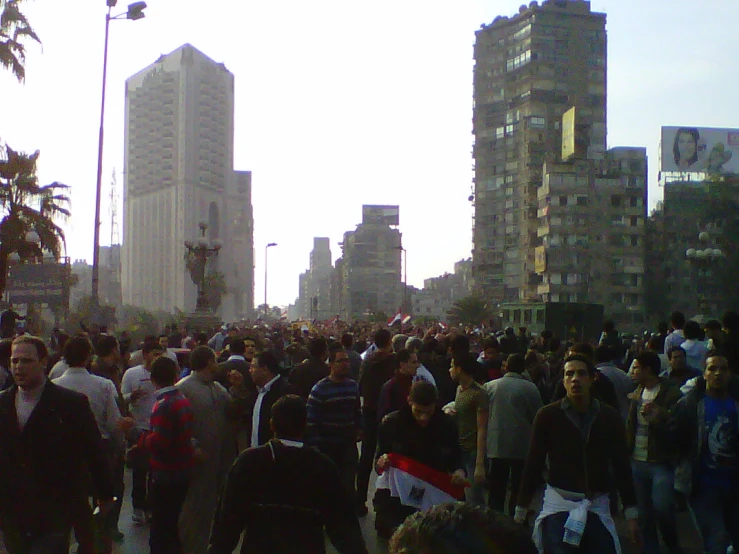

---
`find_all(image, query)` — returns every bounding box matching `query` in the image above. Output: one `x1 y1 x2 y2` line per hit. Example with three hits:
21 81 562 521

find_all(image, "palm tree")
0 0 40 82
0 145 70 296
447 296 492 326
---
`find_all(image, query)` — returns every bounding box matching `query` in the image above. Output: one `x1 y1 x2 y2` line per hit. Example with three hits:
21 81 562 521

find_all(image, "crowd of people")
0 309 738 554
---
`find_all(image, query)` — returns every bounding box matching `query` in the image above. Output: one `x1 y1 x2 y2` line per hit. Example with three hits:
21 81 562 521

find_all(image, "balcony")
537 225 550 238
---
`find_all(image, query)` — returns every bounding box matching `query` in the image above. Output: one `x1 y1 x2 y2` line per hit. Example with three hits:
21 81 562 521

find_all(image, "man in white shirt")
121 340 163 524
158 334 179 364
663 311 686 356
53 335 125 548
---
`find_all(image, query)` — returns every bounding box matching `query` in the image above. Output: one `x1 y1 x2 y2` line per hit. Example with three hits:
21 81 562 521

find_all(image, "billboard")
661 126 739 174
362 205 400 226
561 107 577 161
6 262 70 308
534 246 547 274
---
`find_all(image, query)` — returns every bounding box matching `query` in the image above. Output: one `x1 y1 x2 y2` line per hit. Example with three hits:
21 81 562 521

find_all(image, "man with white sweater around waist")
121 339 163 525
515 354 642 554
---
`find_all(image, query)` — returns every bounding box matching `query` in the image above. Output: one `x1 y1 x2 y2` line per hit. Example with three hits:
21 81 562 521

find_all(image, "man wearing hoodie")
357 329 396 515
671 354 739 554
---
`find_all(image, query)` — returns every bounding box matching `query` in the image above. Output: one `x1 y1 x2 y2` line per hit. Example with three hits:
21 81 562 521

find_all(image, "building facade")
297 238 333 320
412 259 474 321
122 44 253 319
472 0 607 302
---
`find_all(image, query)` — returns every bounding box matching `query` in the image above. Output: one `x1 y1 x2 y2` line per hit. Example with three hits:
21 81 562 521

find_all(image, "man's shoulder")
45 381 90 408
122 365 144 377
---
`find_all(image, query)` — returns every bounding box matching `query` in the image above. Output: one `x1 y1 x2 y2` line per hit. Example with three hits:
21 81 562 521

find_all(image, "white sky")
2 0 738 308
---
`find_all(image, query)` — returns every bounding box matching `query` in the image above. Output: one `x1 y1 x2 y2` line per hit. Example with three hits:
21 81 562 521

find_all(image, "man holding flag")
373 380 467 539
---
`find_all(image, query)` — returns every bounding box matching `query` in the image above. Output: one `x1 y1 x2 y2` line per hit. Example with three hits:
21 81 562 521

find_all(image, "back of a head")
657 321 669 335
340 333 354 349
389 502 538 554
150 356 178 387
64 335 93 368
647 336 662 352
594 344 614 364
670 311 686 330
396 348 413 365
482 336 499 352
190 345 216 372
705 319 722 332
409 380 438 407
450 335 470 357
505 353 525 374
308 337 328 360
374 329 392 350
405 337 423 352
96 334 119 358
684 320 701 341
0 338 12 368
271 394 307 439
392 334 409 353
256 350 280 375
602 320 615 333
541 329 553 341
229 338 246 356
195 332 208 345
568 342 594 363
723 311 739 332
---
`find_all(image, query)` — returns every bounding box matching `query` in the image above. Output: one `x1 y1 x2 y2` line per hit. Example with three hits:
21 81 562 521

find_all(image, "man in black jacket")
0 335 114 554
217 338 255 393
242 351 293 448
289 337 329 400
208 395 368 554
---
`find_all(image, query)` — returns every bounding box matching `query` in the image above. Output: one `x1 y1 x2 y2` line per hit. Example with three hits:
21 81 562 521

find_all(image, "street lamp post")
185 221 222 313
264 243 277 316
685 230 724 315
393 245 407 314
91 0 147 310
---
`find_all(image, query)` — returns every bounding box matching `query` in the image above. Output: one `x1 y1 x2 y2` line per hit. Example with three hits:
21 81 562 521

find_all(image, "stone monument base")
187 310 221 333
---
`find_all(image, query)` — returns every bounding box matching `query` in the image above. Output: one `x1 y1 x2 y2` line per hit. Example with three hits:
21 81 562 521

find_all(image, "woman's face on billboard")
677 132 697 161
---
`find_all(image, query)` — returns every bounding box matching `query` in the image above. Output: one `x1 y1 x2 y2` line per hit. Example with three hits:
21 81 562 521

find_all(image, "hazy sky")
2 0 738 308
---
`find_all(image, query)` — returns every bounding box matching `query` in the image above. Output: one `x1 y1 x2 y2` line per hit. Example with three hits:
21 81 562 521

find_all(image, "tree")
0 0 40 82
447 296 492 326
0 145 70 296
67 295 117 333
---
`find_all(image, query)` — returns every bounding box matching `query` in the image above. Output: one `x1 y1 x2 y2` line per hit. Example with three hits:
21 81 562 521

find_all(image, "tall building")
339 206 402 320
122 44 253 318
472 0 607 302
297 238 333 320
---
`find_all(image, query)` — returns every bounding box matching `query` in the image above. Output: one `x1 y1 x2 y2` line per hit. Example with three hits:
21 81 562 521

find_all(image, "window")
559 195 568 206
629 196 640 207
530 116 546 129
610 195 622 207
630 216 639 227
576 196 588 207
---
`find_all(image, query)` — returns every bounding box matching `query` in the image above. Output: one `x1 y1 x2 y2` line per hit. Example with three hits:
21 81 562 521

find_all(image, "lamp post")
185 221 222 314
264 243 277 316
685 230 724 315
393 245 407 314
91 0 147 310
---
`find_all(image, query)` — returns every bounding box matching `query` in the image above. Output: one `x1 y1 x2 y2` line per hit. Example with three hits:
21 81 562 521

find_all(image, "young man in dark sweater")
515 355 641 554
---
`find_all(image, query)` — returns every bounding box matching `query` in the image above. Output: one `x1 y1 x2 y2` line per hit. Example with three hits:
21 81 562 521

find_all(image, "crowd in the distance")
0 309 738 554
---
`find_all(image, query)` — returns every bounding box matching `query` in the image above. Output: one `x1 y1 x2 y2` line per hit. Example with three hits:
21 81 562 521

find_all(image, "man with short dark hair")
389 503 538 554
626 351 683 554
246 351 292 448
664 311 686 356
208 395 368 554
516 355 640 553
478 336 503 381
341 333 362 381
0 335 114 554
484 353 542 516
666 346 696 388
218 338 255 392
374 381 466 539
289 337 329 400
378 349 419 420
671 354 739 554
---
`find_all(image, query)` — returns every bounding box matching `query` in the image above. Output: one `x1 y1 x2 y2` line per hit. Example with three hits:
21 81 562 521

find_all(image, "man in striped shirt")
306 344 363 513
125 356 195 554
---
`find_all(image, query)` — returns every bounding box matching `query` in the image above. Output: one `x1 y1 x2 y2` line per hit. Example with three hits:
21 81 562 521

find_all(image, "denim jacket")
669 376 739 495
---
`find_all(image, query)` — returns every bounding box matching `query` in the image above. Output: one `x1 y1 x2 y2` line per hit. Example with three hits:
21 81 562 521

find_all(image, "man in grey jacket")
483 353 543 516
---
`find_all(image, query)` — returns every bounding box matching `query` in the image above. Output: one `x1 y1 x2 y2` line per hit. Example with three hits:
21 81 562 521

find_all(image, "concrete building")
535 147 648 331
122 44 253 320
297 238 333 320
472 0 607 302
338 206 402 320
412 259 474 321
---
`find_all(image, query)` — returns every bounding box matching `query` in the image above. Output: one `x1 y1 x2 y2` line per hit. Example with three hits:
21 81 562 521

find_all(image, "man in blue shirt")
672 354 739 554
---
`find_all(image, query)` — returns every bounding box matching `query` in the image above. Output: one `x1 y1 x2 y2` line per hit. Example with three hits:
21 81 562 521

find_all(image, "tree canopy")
0 0 40 82
447 296 492 326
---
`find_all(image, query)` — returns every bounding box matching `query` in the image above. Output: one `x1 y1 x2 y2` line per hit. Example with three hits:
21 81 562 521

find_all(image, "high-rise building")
297 238 333 320
122 44 253 318
472 0 607 302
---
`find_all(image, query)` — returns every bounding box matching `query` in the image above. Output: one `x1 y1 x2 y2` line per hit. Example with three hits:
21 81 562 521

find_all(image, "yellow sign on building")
562 107 577 161
535 246 547 274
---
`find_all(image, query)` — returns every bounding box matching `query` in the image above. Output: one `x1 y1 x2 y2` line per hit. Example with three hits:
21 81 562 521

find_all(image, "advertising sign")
6 262 69 308
362 205 400 226
561 107 577 161
661 126 739 174
534 246 547 274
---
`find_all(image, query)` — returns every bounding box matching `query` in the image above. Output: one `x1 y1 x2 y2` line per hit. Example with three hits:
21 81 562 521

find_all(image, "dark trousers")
2 530 70 554
320 442 359 506
148 473 189 554
357 408 378 505
132 466 149 510
541 512 617 554
487 457 525 517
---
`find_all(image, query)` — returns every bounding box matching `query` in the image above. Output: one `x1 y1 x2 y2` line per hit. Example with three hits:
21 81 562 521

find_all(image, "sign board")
362 205 400 226
6 262 69 308
561 107 577 161
661 126 739 174
534 246 547 274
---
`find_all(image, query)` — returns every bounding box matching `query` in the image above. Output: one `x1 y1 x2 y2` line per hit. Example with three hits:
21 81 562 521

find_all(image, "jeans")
462 450 485 507
689 482 739 554
148 473 189 554
541 511 617 554
132 466 149 510
320 442 359 507
487 457 525 517
631 460 682 554
357 408 378 506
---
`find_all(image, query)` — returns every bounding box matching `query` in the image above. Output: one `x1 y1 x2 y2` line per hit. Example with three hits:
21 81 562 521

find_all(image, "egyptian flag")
375 453 466 511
